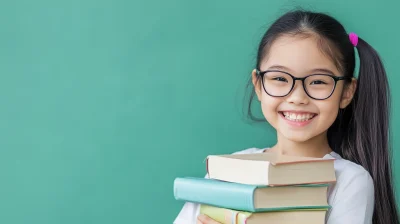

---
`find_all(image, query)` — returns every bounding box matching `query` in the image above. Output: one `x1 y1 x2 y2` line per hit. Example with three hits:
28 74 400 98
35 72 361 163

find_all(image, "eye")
310 80 327 85
273 77 288 82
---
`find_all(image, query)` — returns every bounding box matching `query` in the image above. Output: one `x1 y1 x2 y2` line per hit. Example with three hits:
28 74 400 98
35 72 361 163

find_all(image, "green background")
0 0 398 223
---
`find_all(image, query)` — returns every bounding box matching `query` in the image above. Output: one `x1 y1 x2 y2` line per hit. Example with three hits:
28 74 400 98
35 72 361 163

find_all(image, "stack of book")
174 152 336 224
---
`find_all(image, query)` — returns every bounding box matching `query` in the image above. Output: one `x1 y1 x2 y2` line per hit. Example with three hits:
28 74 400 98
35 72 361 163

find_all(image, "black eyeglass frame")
256 69 352 100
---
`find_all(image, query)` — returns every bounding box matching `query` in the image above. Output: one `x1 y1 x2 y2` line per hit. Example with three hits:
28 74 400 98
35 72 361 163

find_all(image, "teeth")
282 112 315 122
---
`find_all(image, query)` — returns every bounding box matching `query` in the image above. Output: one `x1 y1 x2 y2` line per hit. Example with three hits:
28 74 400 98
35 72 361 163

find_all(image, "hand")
197 214 221 224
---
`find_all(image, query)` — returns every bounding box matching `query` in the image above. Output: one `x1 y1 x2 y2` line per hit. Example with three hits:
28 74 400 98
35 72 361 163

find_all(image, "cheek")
319 104 339 119
316 99 340 127
318 84 343 114
260 95 281 126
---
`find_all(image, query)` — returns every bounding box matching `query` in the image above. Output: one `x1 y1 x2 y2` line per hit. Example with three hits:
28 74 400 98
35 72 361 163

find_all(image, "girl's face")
252 35 355 143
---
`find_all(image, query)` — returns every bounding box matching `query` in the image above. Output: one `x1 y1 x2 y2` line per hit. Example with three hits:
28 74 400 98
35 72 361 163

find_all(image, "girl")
174 10 399 224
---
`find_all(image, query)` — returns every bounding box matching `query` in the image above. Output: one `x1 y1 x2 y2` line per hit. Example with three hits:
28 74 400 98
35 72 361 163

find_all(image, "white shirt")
174 147 374 224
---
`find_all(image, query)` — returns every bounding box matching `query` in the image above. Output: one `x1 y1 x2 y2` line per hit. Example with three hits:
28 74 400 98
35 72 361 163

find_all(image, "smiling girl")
174 10 399 224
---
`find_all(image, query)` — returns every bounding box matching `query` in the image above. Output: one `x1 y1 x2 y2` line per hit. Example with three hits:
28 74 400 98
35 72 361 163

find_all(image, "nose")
285 81 309 105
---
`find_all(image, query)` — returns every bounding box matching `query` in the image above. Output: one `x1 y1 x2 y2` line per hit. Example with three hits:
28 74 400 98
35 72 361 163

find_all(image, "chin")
281 132 314 143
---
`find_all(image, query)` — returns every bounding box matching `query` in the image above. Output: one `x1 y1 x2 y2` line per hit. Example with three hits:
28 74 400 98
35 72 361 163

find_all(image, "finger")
198 214 220 224
196 219 203 224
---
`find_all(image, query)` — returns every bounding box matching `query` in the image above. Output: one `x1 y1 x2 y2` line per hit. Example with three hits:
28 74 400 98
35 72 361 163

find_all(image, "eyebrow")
267 65 337 76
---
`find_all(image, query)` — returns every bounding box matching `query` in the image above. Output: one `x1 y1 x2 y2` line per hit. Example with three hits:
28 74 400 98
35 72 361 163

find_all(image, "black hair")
246 10 399 224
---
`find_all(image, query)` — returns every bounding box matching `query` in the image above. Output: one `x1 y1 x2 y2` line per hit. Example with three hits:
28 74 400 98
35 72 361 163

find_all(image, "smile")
281 111 317 121
278 111 318 127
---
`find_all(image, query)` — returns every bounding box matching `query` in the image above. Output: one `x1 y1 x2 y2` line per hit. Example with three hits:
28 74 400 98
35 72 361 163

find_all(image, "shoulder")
231 147 266 155
331 152 374 189
328 152 374 205
326 152 375 223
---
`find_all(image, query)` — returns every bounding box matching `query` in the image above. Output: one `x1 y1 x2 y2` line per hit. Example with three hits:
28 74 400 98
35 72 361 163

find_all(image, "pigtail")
333 37 399 224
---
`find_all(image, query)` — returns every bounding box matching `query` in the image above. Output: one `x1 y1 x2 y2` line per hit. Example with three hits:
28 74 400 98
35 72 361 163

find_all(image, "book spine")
174 178 256 212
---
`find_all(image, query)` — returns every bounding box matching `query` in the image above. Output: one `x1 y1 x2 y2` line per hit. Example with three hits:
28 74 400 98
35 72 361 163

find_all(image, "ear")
340 78 357 109
252 69 262 101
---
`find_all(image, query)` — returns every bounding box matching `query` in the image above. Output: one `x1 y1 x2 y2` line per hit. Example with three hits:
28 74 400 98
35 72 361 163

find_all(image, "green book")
200 204 327 224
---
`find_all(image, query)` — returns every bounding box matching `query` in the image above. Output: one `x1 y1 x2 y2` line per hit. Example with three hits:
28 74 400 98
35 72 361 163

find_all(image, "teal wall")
0 0 398 223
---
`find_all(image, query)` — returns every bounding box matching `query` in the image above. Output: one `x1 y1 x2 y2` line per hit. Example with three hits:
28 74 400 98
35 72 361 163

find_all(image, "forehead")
260 35 340 76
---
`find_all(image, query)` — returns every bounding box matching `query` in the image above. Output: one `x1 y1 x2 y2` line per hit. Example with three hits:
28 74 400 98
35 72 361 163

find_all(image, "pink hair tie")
349 32 358 47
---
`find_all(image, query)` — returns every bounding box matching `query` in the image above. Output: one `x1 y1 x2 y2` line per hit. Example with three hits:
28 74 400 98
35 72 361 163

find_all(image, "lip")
279 110 317 114
278 111 317 127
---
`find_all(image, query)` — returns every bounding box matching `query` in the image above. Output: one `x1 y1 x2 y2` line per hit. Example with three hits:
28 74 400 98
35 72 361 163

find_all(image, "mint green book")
200 204 327 224
174 177 330 212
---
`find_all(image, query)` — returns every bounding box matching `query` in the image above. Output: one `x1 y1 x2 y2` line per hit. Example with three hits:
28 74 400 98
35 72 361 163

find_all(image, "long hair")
246 10 399 224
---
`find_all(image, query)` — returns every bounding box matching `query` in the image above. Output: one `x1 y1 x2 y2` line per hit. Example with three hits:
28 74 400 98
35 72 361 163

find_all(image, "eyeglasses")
256 69 351 100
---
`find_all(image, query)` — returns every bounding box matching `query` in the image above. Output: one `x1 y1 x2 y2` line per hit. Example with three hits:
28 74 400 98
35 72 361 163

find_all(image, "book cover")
174 177 330 212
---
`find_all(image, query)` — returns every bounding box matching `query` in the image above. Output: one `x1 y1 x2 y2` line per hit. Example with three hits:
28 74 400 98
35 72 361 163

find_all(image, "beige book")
206 152 336 186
